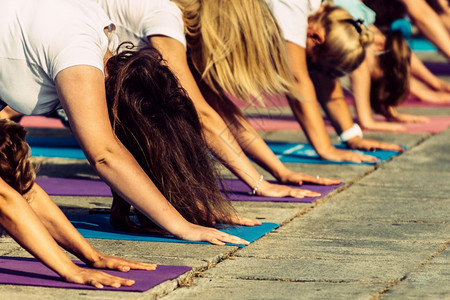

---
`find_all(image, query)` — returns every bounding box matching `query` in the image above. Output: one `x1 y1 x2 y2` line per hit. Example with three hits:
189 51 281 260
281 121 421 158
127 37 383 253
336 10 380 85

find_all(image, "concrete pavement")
0 59 449 299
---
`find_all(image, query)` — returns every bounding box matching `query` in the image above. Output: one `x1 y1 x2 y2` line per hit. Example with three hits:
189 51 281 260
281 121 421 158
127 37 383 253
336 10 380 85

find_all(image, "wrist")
339 124 363 143
249 175 264 195
75 247 102 266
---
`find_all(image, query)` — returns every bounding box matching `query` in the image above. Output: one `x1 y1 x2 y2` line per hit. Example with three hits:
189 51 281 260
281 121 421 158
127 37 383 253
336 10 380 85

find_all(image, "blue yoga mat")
27 137 86 159
409 38 437 52
68 214 278 248
28 137 402 164
266 141 402 165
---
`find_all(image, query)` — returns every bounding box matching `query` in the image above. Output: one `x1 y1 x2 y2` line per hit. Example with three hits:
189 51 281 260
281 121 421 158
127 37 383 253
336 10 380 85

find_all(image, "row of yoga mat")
1 175 341 292
27 136 402 164
8 83 439 291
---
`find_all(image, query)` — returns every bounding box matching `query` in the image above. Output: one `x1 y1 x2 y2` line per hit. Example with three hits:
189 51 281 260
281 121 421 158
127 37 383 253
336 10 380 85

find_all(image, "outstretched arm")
285 42 382 162
350 60 406 132
0 179 136 288
410 52 450 94
150 36 339 197
55 64 249 246
310 70 405 152
28 183 157 272
402 0 450 59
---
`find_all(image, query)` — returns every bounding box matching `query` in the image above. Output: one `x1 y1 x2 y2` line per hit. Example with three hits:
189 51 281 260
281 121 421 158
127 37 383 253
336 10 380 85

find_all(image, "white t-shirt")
90 0 186 52
265 0 322 48
0 0 111 115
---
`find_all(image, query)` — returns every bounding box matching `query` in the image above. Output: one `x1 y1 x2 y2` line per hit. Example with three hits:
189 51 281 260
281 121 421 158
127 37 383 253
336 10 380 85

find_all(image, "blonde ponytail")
310 5 373 77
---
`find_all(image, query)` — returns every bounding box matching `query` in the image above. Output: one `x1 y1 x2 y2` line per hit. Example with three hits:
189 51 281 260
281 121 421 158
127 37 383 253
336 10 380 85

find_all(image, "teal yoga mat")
27 137 402 164
27 137 86 159
68 214 278 248
267 141 402 164
409 38 437 52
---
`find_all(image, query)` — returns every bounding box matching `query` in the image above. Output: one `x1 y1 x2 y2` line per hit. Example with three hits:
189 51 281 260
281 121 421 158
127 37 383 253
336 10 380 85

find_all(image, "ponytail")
309 5 373 78
370 31 411 114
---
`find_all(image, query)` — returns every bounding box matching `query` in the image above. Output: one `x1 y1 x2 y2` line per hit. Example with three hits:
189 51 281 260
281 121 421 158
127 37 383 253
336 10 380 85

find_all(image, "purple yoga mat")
36 177 344 203
0 257 190 292
36 177 112 197
221 179 344 203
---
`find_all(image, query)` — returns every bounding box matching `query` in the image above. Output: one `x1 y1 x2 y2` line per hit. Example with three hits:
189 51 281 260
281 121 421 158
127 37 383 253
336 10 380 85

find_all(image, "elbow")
84 145 120 172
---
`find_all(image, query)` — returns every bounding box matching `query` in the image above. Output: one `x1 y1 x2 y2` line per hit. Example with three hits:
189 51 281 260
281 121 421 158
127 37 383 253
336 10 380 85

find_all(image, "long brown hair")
105 44 234 233
0 119 36 196
370 31 411 114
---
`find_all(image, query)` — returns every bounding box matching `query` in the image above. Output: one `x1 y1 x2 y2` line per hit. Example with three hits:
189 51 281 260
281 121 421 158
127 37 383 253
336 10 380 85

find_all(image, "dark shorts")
0 99 7 112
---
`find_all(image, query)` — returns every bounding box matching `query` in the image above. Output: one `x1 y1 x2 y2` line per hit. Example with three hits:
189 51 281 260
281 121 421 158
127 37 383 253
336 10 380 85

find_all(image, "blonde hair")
173 0 300 105
309 5 374 77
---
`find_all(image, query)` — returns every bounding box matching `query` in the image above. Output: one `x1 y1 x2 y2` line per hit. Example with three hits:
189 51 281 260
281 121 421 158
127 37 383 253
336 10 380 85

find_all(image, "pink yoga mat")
20 116 65 128
247 115 450 134
401 95 450 107
345 94 450 108
0 257 190 292
35 177 343 203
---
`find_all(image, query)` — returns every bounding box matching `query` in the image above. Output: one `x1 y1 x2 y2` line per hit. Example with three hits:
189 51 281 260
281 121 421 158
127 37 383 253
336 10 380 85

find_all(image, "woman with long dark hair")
105 44 248 233
0 0 253 270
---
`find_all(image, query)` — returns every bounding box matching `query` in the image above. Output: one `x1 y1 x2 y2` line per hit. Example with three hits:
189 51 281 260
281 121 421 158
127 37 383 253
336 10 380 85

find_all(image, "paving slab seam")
161 249 242 298
280 130 439 225
162 133 439 296
369 240 450 300
279 132 434 223
198 274 385 285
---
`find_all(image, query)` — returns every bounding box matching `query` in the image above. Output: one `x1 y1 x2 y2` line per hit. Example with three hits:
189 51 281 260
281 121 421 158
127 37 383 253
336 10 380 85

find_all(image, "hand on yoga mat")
277 170 341 186
360 120 407 133
254 180 321 199
345 137 405 154
176 223 250 246
316 146 380 163
63 266 137 289
387 113 430 124
88 253 157 273
227 215 262 227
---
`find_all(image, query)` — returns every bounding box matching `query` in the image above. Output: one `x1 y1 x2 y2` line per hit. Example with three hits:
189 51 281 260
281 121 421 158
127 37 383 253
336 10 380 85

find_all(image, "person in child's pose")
365 0 450 59
89 0 341 205
327 0 429 132
0 0 257 246
363 0 450 106
0 119 156 288
104 44 255 234
266 0 405 152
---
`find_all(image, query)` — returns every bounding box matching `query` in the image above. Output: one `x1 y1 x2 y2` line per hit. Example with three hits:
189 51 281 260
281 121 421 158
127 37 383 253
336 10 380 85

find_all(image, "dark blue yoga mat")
267 141 402 165
68 214 278 248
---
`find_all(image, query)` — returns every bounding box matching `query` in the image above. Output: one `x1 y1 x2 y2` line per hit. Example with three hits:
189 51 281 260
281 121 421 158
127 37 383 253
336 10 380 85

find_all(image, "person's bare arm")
285 42 381 162
0 179 135 288
150 36 339 197
410 52 450 93
350 60 406 132
311 71 404 152
402 0 450 59
28 183 157 272
55 65 249 246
